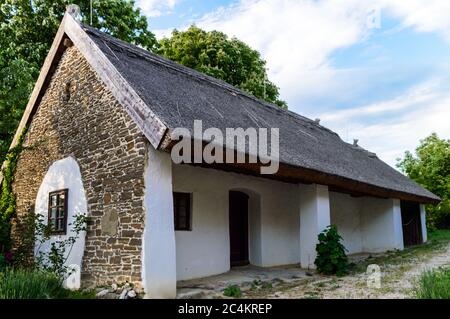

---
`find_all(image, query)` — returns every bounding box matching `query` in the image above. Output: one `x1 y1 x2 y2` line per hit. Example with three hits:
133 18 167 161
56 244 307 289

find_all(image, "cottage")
5 8 439 298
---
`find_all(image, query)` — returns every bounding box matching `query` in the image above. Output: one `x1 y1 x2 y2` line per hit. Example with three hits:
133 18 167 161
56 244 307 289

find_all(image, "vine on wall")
0 128 27 253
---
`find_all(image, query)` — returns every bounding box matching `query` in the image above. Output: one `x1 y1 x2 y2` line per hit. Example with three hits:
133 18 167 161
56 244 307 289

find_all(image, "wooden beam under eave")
159 135 439 205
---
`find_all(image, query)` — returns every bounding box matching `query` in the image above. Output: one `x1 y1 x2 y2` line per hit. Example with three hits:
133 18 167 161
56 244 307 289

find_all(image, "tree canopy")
158 26 287 109
397 133 450 229
0 0 157 163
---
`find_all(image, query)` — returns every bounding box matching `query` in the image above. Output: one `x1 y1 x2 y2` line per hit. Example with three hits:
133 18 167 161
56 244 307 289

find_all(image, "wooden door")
229 191 249 266
401 201 423 247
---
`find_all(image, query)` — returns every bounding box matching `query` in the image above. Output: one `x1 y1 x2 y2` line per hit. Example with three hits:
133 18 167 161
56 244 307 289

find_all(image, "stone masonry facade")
12 46 147 289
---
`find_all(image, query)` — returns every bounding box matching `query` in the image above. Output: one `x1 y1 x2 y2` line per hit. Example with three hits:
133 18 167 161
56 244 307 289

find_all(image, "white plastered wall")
361 197 404 252
420 204 428 243
329 192 363 254
34 157 88 289
330 192 405 254
142 147 177 298
172 164 300 281
299 184 331 269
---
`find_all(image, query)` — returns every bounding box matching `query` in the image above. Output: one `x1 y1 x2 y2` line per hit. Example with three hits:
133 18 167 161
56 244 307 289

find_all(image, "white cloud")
197 0 375 105
191 0 450 168
153 28 174 39
319 78 450 167
320 79 442 123
192 0 450 103
147 0 450 168
381 0 450 41
136 0 179 17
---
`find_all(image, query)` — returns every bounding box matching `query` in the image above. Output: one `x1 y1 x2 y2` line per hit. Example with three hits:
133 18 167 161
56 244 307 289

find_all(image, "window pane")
58 219 65 231
179 216 186 226
58 194 65 206
178 207 186 218
51 207 57 219
51 195 57 206
58 207 65 218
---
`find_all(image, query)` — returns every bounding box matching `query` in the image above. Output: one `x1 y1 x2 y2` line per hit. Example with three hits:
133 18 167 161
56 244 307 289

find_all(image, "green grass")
0 269 95 299
415 267 450 299
428 229 450 241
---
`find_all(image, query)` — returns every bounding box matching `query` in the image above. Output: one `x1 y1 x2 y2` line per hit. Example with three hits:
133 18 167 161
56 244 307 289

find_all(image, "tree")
158 25 287 109
397 133 450 229
0 0 157 163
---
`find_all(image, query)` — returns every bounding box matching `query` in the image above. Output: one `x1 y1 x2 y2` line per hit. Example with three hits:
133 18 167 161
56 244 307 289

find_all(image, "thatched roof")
6 12 439 204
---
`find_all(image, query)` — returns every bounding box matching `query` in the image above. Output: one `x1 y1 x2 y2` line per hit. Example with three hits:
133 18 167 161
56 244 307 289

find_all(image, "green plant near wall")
315 225 349 276
223 284 242 298
0 128 27 254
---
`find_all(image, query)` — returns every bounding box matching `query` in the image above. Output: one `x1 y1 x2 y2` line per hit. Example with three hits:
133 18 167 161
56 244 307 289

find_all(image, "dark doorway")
401 201 423 247
229 191 249 266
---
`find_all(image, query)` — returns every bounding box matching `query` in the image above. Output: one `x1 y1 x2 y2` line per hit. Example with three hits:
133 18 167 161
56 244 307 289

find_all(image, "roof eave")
160 134 440 205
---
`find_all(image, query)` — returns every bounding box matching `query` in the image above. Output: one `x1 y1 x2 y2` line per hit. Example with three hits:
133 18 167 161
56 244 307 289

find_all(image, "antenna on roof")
353 139 359 146
66 4 81 21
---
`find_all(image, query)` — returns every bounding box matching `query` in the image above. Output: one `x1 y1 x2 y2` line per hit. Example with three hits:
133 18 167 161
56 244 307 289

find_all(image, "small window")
173 192 191 231
48 189 68 235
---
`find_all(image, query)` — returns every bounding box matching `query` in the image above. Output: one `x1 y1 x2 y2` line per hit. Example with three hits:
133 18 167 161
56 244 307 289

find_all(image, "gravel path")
244 241 450 299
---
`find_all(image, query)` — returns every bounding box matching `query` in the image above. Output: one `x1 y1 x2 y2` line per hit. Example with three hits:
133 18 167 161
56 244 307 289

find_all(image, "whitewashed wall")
420 204 428 243
34 157 88 289
172 164 300 281
330 193 405 254
142 147 177 298
329 192 363 254
361 197 404 252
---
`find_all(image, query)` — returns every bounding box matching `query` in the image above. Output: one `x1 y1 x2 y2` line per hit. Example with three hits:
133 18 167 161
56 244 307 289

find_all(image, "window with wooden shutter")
173 192 191 231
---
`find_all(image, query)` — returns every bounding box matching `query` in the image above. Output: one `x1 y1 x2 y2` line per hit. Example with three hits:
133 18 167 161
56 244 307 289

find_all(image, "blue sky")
135 0 450 167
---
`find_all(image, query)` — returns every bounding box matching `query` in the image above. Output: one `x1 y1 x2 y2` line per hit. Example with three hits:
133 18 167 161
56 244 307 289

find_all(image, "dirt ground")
245 234 450 299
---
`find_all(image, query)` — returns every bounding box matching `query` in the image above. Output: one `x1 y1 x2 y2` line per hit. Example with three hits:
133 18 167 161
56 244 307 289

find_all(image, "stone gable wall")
12 46 147 289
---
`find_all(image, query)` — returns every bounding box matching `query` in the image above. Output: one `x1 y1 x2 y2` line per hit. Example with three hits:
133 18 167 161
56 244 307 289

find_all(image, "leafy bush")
0 255 6 272
34 213 87 277
416 267 450 299
315 225 349 276
223 284 242 298
12 211 86 278
0 251 12 272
